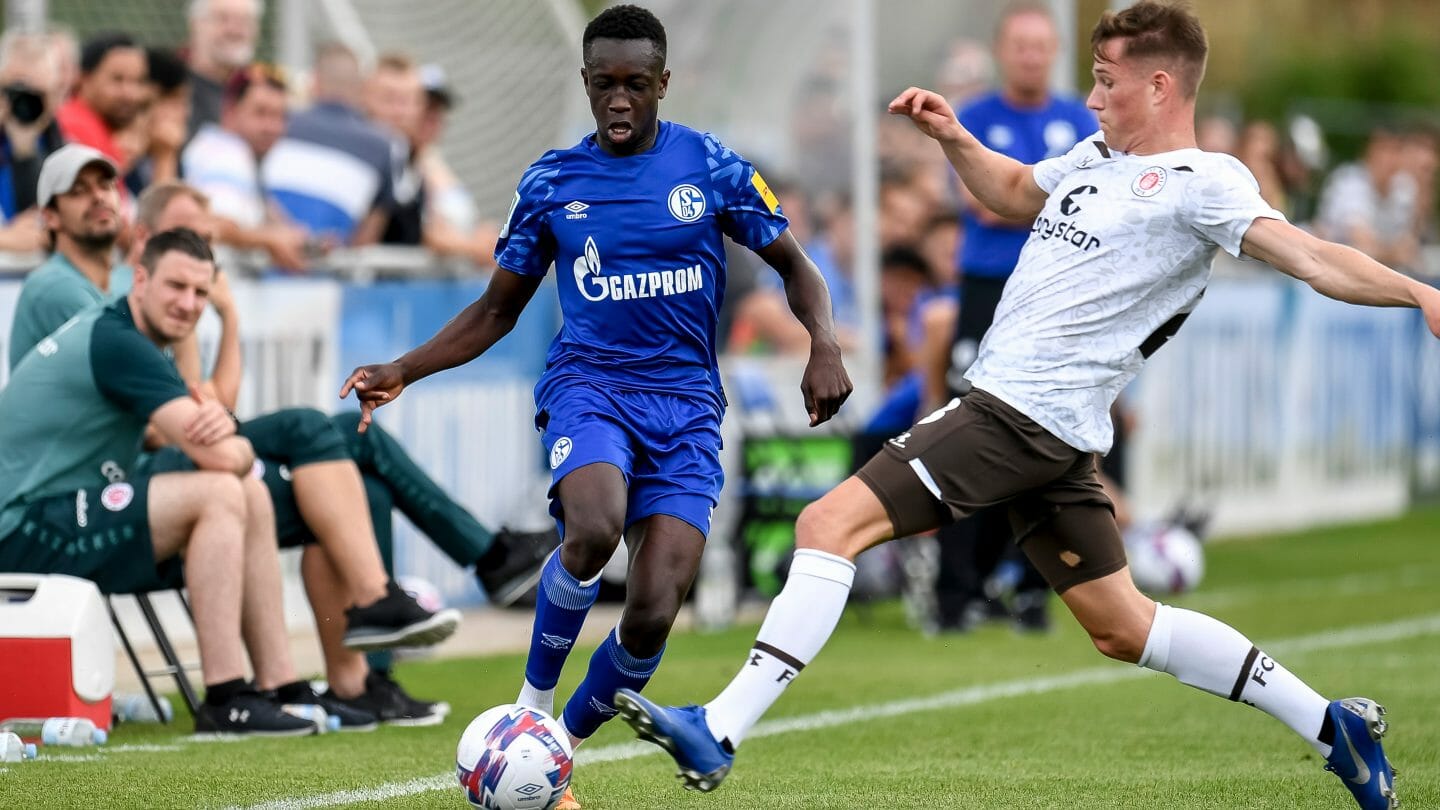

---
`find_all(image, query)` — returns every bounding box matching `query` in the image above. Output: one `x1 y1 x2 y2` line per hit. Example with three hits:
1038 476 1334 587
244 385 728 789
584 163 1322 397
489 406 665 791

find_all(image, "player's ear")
1150 68 1172 103
579 66 589 89
658 68 670 99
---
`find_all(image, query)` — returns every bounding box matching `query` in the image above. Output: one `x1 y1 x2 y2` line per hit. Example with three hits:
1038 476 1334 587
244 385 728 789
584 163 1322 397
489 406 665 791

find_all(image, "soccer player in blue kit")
341 5 851 806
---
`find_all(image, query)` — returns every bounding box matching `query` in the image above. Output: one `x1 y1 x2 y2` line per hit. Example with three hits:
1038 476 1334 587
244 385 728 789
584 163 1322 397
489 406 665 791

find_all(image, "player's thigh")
626 390 723 538
856 389 1078 539
539 382 636 535
239 408 349 467
148 470 245 558
0 478 179 594
1012 500 1128 596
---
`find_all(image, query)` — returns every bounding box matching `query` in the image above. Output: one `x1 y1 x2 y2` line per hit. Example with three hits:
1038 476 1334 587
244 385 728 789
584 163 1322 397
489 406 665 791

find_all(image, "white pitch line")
236 611 1440 810
105 744 185 754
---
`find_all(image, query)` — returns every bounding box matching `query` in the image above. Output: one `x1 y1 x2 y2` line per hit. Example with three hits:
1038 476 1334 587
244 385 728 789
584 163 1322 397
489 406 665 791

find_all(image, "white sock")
1140 603 1332 756
704 549 856 748
517 680 555 716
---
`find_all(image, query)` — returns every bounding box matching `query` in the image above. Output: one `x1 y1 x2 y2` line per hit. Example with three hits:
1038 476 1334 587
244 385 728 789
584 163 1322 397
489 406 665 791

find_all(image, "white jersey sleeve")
1188 155 1287 258
1032 131 1106 194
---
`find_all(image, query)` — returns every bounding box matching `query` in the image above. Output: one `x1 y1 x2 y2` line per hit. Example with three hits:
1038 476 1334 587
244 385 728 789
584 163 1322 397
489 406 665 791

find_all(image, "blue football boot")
613 689 734 792
1324 697 1399 809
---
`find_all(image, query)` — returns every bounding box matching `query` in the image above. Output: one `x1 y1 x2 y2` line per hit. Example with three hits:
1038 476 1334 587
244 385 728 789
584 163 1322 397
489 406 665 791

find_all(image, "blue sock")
562 628 664 739
523 552 600 692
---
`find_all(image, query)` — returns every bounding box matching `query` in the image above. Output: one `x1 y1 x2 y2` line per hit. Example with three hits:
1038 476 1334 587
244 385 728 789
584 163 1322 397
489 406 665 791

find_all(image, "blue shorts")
536 381 723 538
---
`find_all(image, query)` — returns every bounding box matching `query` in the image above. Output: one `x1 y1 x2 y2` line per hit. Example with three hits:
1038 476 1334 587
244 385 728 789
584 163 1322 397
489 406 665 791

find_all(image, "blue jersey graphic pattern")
495 122 787 410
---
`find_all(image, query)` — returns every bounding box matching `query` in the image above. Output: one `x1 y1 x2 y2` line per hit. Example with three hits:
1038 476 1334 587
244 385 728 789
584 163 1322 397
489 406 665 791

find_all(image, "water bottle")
0 732 37 762
280 704 341 733
112 693 175 724
0 717 108 746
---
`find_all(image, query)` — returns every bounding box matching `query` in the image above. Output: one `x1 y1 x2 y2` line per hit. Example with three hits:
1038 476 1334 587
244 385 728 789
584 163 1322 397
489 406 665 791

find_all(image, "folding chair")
107 590 201 722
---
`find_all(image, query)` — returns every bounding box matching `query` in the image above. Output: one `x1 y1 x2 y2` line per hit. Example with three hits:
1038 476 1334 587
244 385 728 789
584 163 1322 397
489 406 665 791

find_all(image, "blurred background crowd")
0 0 1437 625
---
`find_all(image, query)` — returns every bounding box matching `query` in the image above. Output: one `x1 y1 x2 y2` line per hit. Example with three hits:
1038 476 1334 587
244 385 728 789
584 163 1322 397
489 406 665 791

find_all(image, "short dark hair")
146 47 189 94
1091 1 1208 98
80 32 140 74
583 4 666 66
881 246 932 281
140 227 215 274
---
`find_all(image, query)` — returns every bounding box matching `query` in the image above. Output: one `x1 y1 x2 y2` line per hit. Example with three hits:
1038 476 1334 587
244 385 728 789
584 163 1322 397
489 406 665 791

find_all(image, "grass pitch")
4 507 1438 809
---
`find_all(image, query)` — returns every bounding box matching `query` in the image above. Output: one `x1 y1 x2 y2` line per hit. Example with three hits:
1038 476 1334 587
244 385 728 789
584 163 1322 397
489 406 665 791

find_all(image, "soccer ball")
456 704 574 810
1124 523 1205 596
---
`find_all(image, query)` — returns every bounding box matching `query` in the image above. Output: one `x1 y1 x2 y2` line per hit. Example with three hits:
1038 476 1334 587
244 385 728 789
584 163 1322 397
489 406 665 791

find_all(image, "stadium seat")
106 591 201 722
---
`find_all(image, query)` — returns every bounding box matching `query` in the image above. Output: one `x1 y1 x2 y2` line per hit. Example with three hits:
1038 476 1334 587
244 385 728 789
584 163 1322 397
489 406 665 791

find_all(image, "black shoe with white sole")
194 688 320 737
476 527 561 607
321 669 446 727
271 682 379 732
342 580 461 651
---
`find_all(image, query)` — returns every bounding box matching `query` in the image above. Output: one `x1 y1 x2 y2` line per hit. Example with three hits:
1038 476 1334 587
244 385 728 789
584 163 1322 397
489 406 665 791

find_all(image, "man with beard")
8 145 124 370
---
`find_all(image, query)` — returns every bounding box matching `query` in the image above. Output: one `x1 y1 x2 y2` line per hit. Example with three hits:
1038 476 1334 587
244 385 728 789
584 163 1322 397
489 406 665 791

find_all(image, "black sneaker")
272 682 379 732
343 581 461 651
476 527 561 607
322 669 446 727
194 688 320 737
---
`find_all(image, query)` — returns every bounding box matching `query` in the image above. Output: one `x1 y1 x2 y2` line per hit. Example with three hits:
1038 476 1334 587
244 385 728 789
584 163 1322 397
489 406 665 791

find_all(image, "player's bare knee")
239 474 274 523
559 516 624 578
201 472 247 522
1087 623 1146 663
794 497 860 558
617 604 676 658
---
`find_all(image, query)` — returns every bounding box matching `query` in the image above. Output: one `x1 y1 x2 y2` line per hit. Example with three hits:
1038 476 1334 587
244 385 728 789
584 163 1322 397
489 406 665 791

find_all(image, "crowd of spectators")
0 0 496 276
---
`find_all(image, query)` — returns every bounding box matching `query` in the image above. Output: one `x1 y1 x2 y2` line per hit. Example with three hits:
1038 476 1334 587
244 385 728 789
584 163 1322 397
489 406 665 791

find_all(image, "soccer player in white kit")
615 3 1440 808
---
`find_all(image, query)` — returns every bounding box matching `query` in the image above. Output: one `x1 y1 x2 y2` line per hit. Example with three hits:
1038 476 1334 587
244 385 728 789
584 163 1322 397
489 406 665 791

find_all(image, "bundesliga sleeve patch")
751 170 779 214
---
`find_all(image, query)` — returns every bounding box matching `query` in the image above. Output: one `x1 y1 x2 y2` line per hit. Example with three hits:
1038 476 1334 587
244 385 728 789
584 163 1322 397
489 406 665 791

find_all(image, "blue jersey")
956 91 1096 278
495 122 787 410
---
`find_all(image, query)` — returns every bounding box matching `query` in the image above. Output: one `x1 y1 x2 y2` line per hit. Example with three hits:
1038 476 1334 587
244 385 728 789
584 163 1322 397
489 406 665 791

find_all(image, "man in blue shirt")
342 6 851 806
261 42 402 247
934 0 1098 634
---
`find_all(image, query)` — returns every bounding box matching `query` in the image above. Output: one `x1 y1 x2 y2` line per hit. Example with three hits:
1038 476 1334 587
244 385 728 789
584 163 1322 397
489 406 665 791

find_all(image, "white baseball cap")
37 144 119 209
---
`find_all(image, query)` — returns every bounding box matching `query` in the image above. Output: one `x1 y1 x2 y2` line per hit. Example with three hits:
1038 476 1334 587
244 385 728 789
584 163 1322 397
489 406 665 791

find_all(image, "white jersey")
965 132 1284 454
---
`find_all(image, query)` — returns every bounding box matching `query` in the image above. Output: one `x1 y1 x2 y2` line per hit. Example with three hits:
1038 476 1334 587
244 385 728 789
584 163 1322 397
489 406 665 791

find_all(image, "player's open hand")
888 87 962 143
802 342 853 427
339 362 407 433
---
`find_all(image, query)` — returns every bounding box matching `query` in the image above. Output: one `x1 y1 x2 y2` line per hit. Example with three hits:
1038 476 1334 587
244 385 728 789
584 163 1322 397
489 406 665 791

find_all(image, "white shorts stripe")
907 458 943 501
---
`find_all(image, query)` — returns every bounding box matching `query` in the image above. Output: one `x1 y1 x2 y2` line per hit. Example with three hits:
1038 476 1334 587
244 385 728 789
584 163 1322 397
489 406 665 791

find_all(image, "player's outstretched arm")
1241 217 1440 338
339 269 545 432
754 231 854 426
887 87 1048 220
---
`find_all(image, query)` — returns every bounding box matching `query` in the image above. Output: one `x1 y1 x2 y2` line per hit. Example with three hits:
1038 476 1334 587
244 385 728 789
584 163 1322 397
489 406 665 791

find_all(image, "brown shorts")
856 389 1125 593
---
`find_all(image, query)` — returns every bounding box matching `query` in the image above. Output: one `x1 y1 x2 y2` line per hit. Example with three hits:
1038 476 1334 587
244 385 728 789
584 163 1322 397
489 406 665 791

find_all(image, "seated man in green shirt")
9 159 469 727
0 229 319 735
